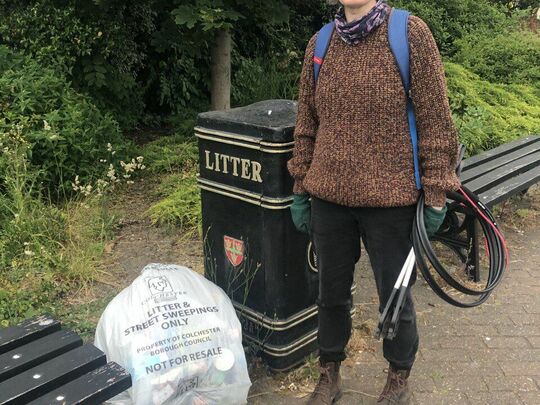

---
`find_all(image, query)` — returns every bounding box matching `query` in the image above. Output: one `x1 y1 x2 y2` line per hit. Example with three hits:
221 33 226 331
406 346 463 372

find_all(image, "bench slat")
460 140 540 183
27 362 131 405
462 135 540 170
477 164 540 208
462 150 540 195
0 315 61 355
0 345 106 405
0 330 82 383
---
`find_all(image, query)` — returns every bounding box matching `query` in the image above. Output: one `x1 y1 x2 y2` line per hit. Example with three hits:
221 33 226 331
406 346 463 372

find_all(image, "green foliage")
0 46 127 197
141 134 198 174
0 0 153 128
147 171 201 234
173 2 244 31
445 62 540 155
488 0 539 10
389 0 520 56
453 30 540 86
172 0 289 32
0 126 115 325
140 133 201 234
232 54 301 106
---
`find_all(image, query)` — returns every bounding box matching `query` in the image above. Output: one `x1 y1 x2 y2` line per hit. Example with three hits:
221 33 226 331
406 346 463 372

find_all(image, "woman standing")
287 0 460 403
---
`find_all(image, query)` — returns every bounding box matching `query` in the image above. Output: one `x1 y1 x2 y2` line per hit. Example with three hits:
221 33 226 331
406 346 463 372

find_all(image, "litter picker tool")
375 247 416 340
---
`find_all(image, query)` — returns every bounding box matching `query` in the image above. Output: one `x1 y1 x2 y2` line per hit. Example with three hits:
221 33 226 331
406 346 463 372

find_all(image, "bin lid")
196 99 297 143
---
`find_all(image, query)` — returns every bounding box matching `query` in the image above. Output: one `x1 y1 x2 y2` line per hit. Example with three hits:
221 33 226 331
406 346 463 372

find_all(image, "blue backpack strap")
313 22 335 84
388 8 422 190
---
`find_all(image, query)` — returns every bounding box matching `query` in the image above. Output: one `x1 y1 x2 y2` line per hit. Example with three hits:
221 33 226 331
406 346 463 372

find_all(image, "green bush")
0 46 128 197
141 134 198 174
453 30 540 86
0 0 152 128
445 62 540 155
141 134 201 234
0 0 211 127
232 54 301 106
147 171 201 235
390 0 520 56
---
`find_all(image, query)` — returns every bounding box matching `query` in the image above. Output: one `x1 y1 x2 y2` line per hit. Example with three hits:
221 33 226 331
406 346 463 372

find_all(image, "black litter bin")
196 99 356 371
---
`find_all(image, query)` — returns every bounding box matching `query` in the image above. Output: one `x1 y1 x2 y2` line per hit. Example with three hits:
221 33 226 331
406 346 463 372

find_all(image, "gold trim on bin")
197 177 293 209
233 284 357 331
195 126 294 154
242 307 357 358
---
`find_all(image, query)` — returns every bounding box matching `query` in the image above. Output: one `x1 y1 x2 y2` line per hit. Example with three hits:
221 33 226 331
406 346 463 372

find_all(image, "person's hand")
290 193 311 234
424 204 447 237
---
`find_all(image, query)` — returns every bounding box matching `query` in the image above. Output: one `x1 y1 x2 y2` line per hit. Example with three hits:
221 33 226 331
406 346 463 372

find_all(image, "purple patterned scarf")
334 0 391 45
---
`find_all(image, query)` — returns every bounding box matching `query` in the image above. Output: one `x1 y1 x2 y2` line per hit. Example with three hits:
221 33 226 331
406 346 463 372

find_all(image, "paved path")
248 217 540 404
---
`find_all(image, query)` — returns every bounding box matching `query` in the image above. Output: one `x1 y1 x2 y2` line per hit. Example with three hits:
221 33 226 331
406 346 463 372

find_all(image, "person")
286 0 461 404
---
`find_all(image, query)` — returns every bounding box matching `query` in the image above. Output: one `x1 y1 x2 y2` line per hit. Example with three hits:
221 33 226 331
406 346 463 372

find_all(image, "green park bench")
0 315 131 405
436 134 540 282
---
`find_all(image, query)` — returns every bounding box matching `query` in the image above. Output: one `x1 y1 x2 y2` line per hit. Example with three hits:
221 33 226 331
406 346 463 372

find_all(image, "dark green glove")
290 193 311 234
424 205 447 237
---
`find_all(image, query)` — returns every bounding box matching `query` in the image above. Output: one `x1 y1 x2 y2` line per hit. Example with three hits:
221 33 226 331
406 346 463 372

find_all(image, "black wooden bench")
434 134 540 281
0 315 131 405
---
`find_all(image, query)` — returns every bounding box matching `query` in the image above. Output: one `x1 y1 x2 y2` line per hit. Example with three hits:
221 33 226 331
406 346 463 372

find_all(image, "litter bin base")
238 284 357 371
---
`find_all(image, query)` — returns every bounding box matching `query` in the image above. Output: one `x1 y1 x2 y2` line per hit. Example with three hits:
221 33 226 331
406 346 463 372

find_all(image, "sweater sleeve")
287 34 319 194
408 16 461 207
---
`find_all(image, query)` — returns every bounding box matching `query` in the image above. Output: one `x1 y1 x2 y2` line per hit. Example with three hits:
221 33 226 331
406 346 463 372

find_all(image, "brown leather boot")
377 365 412 404
306 359 343 404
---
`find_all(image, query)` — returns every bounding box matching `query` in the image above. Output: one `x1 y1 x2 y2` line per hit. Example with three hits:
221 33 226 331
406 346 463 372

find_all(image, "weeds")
0 125 135 326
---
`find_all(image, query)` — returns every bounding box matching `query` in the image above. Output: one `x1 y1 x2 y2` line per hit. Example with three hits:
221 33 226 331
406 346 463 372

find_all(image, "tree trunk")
210 29 231 110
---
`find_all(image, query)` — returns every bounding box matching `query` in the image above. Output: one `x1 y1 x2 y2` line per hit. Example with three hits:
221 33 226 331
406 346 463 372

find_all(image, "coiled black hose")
412 185 508 308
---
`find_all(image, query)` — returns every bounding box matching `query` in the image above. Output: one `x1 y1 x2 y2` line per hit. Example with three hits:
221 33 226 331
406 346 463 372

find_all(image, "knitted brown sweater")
286 14 461 208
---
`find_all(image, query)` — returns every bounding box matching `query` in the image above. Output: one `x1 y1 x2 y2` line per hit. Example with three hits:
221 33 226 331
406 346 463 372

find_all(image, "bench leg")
465 217 481 282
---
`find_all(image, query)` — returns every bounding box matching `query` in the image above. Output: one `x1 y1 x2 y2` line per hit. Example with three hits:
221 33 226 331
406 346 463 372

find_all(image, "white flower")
136 156 144 163
107 143 113 152
24 249 35 256
107 165 117 181
43 120 51 131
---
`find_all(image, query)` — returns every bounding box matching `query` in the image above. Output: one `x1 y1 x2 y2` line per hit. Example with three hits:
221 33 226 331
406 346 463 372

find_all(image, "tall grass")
0 126 117 326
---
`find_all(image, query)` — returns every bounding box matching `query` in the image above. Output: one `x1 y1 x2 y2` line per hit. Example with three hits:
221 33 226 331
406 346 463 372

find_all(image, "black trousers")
311 195 419 370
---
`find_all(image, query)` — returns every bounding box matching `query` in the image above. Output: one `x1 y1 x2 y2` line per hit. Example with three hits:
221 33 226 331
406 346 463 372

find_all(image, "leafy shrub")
0 46 128 197
389 0 520 56
453 30 540 86
141 134 201 234
140 134 198 174
147 171 201 235
232 54 301 106
445 62 540 155
0 0 153 128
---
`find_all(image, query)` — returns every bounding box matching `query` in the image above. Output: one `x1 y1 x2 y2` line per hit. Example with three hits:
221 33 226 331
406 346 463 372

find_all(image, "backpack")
313 8 422 190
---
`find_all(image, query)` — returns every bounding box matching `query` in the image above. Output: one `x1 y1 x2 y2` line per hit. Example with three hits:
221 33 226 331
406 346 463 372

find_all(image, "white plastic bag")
94 263 251 405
